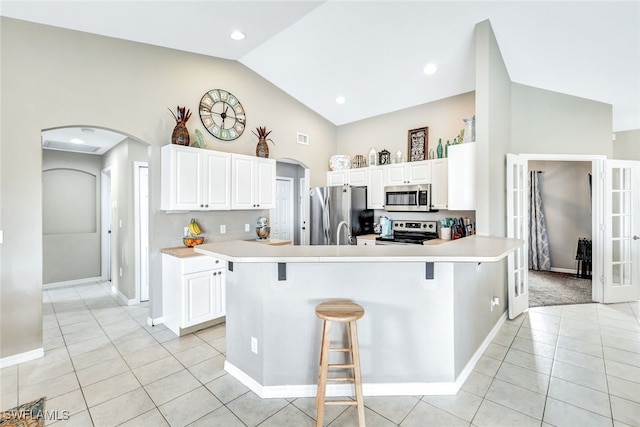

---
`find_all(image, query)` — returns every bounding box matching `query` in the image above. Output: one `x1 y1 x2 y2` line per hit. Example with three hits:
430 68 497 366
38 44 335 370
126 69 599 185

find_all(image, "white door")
255 159 276 209
101 168 112 281
174 148 202 210
231 155 255 209
203 151 231 210
137 164 150 302
506 154 529 319
270 178 294 240
602 160 640 302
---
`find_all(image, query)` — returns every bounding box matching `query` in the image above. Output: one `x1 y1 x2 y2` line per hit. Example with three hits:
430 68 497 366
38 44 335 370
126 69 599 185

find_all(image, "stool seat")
315 300 364 322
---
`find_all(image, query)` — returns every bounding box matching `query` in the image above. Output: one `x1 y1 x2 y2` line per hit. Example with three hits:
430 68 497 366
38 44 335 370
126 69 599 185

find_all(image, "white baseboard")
549 267 577 274
147 317 165 327
44 276 102 289
453 310 508 391
0 348 44 368
111 285 138 306
225 311 508 399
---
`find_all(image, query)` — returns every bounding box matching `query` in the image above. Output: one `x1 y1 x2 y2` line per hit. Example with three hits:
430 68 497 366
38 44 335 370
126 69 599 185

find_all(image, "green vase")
436 139 443 159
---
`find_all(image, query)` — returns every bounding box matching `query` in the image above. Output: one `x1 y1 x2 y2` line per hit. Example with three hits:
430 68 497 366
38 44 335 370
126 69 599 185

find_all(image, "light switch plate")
0 230 3 244
220 225 226 234
245 224 250 232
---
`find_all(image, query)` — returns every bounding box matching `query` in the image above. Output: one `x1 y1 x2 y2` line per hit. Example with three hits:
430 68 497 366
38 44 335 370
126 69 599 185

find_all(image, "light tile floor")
1 280 639 426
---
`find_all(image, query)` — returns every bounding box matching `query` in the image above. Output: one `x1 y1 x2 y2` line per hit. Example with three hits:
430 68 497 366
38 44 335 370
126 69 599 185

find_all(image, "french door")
506 154 529 319
602 160 640 303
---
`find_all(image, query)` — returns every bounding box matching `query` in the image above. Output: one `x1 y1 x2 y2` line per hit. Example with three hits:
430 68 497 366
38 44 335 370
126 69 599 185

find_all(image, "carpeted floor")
528 270 593 307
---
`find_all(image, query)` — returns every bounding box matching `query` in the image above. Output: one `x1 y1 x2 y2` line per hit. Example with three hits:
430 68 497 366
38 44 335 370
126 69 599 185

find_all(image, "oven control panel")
393 220 437 232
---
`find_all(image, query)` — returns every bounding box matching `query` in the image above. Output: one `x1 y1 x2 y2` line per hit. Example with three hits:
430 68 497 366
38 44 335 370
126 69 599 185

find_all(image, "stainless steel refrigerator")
309 185 373 245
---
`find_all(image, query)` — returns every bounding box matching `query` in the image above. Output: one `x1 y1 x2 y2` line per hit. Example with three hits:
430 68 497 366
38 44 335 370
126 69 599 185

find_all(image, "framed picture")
408 126 429 162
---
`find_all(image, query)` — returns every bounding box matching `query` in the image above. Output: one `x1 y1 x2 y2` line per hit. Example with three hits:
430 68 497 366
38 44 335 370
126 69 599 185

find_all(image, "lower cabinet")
162 254 226 336
357 235 377 246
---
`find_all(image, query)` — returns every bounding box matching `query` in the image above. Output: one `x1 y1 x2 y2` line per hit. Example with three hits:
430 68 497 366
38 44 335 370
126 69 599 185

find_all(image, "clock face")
199 89 246 141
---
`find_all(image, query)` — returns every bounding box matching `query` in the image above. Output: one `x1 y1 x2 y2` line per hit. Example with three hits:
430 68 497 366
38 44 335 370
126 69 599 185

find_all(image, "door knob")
634 235 639 240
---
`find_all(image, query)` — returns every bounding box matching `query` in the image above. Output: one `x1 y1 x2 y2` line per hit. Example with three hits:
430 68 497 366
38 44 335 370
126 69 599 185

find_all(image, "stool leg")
316 320 332 427
349 320 366 427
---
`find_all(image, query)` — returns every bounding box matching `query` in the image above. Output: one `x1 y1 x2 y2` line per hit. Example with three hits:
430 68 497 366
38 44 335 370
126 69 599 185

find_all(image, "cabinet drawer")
182 256 223 274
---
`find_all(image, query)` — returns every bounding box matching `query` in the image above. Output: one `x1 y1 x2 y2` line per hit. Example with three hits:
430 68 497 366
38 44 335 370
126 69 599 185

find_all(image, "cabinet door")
448 143 476 210
430 159 448 209
407 160 431 184
203 151 231 210
386 164 407 185
255 158 276 209
367 166 385 209
231 155 255 209
327 170 347 186
183 270 215 327
162 145 203 210
357 238 376 246
348 169 368 186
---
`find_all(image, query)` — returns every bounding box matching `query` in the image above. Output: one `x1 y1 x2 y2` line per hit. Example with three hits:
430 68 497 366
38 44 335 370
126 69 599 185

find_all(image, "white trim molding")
111 285 137 306
44 277 102 290
0 348 44 368
147 317 165 327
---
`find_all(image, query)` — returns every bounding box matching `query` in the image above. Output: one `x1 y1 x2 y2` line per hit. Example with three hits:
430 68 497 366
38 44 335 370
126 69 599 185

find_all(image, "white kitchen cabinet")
326 169 368 187
367 166 385 209
447 142 476 210
231 154 276 209
162 254 226 336
326 170 347 186
385 160 431 185
161 144 231 211
430 158 448 210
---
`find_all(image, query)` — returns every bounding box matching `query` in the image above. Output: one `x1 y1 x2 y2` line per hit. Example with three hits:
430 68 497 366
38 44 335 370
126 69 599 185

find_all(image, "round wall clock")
199 89 246 141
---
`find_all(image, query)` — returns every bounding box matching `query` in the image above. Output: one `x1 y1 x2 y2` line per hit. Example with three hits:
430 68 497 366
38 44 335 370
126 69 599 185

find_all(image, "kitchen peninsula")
195 236 521 398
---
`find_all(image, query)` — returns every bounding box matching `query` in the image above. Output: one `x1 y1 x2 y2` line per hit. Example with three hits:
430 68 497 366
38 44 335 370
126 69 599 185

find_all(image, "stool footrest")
324 400 357 406
329 348 352 352
326 377 354 382
328 363 354 369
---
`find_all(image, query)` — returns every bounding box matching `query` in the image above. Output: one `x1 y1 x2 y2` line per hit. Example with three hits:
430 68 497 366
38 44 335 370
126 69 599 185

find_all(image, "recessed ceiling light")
230 31 246 41
335 96 346 105
423 64 437 75
70 138 84 144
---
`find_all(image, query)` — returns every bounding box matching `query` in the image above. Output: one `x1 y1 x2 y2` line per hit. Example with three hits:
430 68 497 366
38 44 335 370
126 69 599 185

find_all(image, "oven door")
384 185 431 212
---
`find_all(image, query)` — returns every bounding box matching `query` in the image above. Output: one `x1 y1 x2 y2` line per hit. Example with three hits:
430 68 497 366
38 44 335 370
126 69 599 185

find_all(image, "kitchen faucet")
336 221 351 246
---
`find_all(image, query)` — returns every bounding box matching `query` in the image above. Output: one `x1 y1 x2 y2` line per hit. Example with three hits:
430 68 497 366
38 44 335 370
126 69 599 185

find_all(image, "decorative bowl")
329 155 352 171
183 236 205 247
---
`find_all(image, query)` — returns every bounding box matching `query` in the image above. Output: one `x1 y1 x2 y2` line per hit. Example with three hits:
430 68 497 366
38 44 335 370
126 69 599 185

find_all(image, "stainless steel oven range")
375 220 438 245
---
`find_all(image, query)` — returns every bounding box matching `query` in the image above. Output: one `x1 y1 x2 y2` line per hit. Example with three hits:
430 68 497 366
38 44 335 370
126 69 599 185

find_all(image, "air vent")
43 140 101 153
297 132 309 145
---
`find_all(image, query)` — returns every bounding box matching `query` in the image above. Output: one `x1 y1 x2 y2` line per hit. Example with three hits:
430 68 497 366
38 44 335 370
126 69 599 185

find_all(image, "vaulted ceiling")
3 1 639 133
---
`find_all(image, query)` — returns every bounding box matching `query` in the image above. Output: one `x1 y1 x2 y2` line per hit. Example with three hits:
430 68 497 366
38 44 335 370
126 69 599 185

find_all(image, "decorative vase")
463 116 475 142
445 140 451 157
368 147 377 166
436 139 443 159
171 122 190 146
256 137 269 158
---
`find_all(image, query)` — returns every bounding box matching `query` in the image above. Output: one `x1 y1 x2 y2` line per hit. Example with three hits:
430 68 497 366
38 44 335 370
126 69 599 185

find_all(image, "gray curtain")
529 171 551 270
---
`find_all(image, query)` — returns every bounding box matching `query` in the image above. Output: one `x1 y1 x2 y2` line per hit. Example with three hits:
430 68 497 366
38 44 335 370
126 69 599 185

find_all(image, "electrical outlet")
490 296 500 312
119 219 123 228
119 268 123 277
251 337 258 354
245 223 251 232
0 230 3 244
220 225 226 234
184 227 189 236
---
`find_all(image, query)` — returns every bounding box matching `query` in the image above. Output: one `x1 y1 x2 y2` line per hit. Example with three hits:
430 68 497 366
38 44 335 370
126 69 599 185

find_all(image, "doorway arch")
41 125 151 304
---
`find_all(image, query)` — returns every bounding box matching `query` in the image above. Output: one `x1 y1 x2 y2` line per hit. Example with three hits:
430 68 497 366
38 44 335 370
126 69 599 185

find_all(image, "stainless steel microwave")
384 184 433 212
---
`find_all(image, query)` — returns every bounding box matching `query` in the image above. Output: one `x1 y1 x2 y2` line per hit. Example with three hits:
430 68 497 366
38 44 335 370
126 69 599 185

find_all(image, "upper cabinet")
386 160 431 185
447 143 475 210
161 145 230 211
367 166 385 209
327 169 369 187
430 158 448 210
231 154 276 210
161 145 275 211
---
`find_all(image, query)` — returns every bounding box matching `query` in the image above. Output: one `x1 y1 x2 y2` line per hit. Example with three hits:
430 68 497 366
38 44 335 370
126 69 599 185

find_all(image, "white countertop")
194 235 522 263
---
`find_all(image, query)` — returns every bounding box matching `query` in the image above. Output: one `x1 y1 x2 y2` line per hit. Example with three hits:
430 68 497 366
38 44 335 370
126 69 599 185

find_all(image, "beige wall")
337 92 475 163
0 17 335 359
511 83 612 157
613 129 640 160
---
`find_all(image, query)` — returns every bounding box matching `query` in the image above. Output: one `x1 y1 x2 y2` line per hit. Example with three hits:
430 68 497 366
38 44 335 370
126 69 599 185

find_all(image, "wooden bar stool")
315 300 365 427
